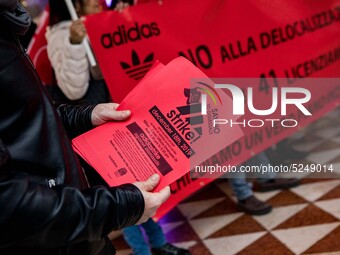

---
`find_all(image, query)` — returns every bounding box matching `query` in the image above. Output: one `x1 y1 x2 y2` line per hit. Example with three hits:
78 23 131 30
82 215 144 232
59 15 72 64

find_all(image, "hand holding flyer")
73 57 243 193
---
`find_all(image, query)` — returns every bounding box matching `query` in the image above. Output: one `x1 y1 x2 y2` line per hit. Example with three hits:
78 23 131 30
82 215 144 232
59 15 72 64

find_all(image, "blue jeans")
229 152 276 200
122 218 166 255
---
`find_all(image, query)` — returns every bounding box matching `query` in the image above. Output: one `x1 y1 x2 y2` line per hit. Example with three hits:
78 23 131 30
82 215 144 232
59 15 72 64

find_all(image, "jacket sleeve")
46 23 90 100
0 154 144 249
56 104 96 138
0 36 145 250
0 139 10 169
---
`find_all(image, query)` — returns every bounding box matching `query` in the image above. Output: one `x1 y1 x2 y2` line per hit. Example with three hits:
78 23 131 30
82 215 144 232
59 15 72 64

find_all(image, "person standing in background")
46 0 114 106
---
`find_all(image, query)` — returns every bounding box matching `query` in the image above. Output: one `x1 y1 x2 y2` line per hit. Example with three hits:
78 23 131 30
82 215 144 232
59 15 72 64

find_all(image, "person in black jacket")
0 1 170 254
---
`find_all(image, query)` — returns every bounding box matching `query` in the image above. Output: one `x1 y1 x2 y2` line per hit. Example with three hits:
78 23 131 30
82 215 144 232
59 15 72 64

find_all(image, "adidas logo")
120 50 154 80
101 22 160 48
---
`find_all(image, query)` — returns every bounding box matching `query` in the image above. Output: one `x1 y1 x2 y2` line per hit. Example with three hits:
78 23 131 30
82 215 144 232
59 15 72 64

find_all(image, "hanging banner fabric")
81 0 340 219
84 0 340 102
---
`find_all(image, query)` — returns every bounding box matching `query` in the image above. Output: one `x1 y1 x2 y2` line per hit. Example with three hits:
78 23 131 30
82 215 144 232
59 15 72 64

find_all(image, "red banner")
84 0 340 219
85 0 340 102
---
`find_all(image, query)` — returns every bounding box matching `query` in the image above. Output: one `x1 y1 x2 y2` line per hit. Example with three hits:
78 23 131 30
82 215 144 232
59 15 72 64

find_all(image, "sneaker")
151 243 191 255
254 178 300 192
237 195 272 215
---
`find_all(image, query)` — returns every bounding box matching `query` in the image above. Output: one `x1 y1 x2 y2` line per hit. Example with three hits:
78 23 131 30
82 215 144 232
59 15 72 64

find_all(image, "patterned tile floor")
114 107 340 255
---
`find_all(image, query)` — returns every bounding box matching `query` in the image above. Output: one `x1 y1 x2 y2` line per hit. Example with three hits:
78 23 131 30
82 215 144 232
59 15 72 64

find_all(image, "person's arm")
56 104 95 138
1 138 169 249
0 150 144 249
0 139 10 168
0 27 170 250
56 103 131 138
46 21 89 100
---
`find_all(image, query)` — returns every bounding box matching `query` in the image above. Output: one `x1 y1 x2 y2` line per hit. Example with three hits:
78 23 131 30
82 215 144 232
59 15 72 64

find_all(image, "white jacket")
46 21 90 100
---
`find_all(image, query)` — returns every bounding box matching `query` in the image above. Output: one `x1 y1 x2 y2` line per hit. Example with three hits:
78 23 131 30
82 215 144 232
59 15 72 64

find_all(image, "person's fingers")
109 103 120 110
72 19 82 27
72 20 85 29
91 104 131 125
75 28 84 37
107 109 131 121
156 186 171 204
115 1 128 12
75 24 86 33
133 180 169 224
78 26 86 33
141 174 160 191
98 105 130 121
80 23 86 32
78 30 86 37
71 24 83 34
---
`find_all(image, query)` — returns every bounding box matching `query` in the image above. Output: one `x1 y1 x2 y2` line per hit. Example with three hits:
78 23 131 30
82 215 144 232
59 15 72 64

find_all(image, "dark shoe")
254 178 300 192
151 243 191 255
237 195 272 215
278 147 309 160
270 142 309 161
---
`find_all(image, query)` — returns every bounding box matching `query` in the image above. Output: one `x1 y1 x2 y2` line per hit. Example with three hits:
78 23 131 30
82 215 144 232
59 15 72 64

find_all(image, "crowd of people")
0 1 310 255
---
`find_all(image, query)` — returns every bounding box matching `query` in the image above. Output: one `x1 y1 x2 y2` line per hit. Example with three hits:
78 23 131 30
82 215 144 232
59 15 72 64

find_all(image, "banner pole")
64 0 97 67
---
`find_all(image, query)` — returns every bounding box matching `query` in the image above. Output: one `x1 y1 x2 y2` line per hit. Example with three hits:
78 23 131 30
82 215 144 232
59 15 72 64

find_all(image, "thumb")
106 109 131 121
156 186 171 204
142 174 160 191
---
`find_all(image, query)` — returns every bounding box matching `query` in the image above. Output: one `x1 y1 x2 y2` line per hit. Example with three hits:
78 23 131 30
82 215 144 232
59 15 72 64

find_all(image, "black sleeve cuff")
56 104 96 138
108 183 145 230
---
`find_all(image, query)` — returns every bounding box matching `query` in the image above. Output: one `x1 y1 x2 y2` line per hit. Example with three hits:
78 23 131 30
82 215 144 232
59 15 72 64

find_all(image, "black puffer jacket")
0 25 144 254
